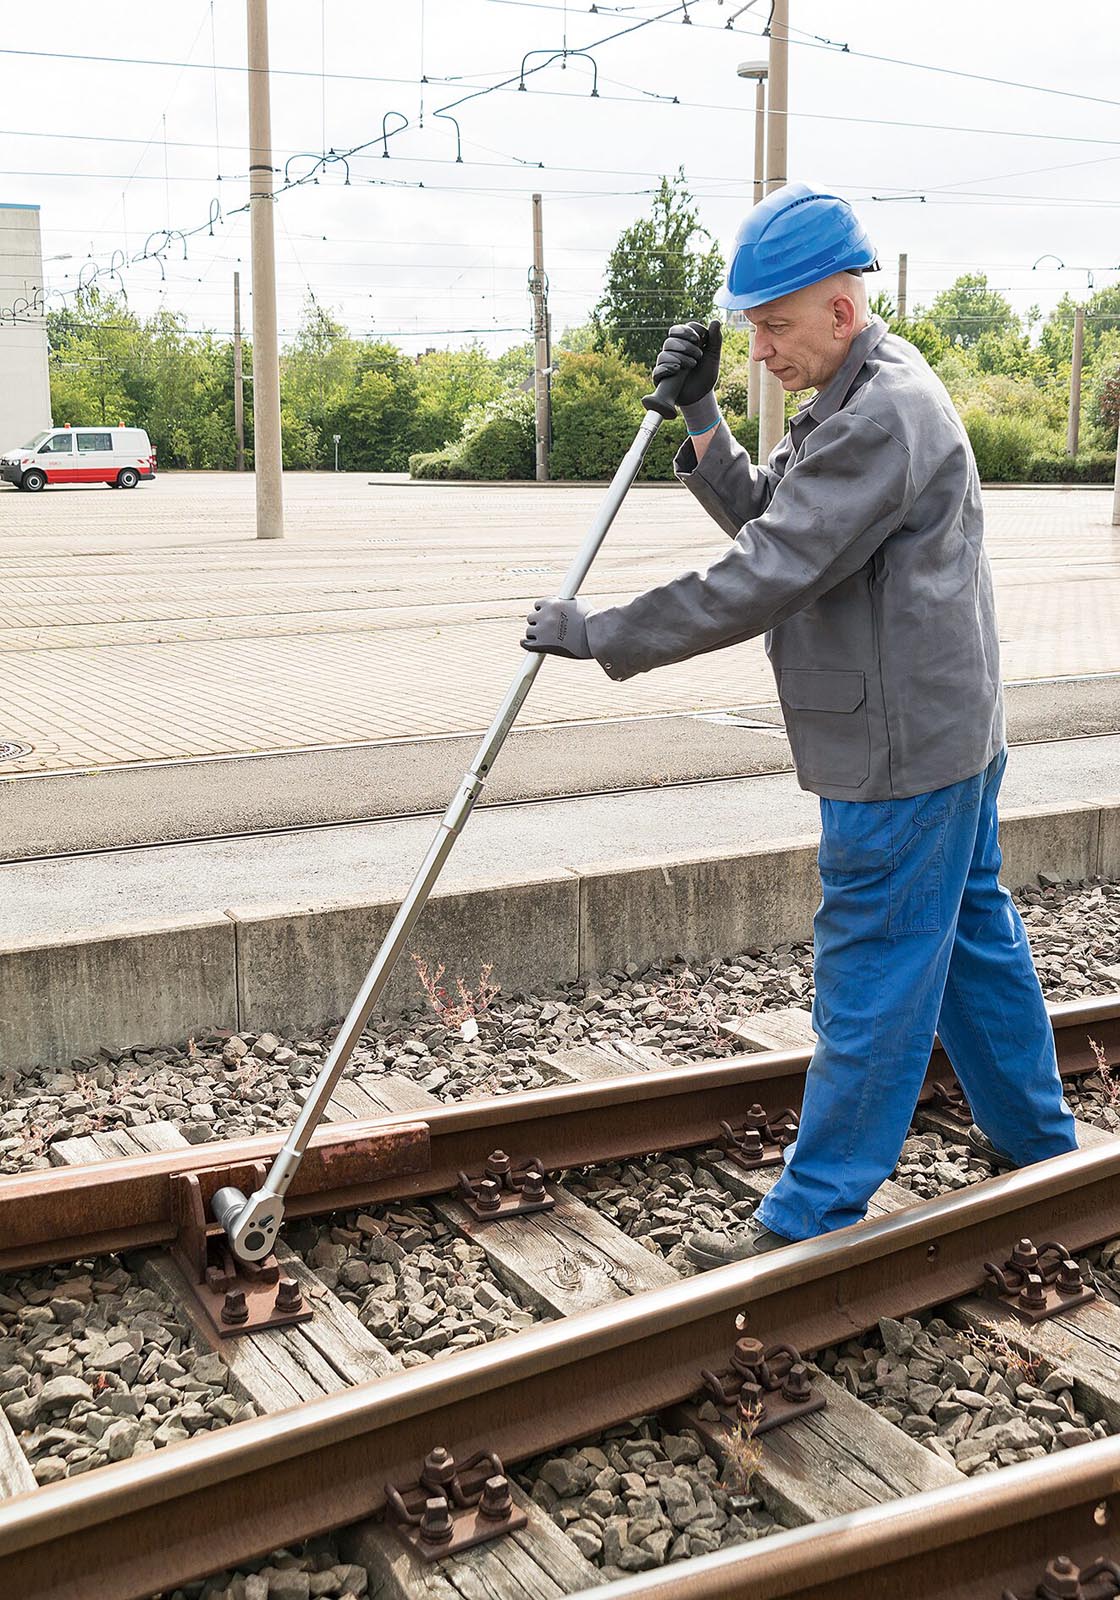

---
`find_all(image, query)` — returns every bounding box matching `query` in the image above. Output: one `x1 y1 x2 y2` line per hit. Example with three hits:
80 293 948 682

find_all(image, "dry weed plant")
411 956 500 1032
721 1400 765 1492
1089 1038 1120 1108
657 967 738 1056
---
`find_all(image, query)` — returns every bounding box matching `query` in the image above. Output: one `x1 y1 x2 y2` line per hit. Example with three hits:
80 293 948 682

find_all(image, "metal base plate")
187 1272 314 1340
460 1189 556 1222
393 1504 527 1561
984 1283 1096 1324
723 1140 785 1173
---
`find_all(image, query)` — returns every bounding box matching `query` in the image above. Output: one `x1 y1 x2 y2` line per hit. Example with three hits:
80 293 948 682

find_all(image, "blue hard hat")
716 181 879 311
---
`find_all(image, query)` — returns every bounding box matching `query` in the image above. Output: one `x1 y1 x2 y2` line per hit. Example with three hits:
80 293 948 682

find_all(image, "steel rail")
2 1138 1120 1600
1 994 1117 1274
564 1435 1120 1599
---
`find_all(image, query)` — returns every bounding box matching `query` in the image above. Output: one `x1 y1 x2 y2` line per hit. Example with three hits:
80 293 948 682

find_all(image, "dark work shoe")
967 1123 1020 1170
685 1218 794 1268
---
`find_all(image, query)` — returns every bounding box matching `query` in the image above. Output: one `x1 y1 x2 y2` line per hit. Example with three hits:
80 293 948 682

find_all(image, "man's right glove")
652 319 722 434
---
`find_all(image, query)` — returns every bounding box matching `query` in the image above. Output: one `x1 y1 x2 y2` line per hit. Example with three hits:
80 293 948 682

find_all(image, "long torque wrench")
215 368 690 1262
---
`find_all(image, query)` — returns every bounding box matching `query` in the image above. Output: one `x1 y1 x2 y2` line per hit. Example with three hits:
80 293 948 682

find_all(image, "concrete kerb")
229 868 581 1037
4 799 1120 1070
0 915 236 1072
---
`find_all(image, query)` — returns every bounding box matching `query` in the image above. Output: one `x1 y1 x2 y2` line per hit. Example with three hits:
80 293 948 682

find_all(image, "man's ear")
833 294 858 339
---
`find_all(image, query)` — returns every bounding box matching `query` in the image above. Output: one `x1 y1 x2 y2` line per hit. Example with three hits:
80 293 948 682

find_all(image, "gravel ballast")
287 1204 538 1364
1 877 1117 1177
0 1257 249 1482
518 1416 785 1576
819 1313 1108 1476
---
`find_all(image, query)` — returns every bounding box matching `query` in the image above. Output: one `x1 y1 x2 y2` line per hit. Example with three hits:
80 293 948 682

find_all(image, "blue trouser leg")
753 750 1076 1242
934 757 1076 1165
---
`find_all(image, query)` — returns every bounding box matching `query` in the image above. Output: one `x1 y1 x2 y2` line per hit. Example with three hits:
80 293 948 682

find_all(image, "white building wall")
0 203 52 450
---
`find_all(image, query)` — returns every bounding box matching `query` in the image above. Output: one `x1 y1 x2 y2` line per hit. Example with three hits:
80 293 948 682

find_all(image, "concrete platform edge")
4 799 1119 1070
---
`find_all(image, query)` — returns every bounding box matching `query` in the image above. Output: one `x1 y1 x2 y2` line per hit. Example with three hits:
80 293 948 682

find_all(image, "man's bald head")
747 271 872 393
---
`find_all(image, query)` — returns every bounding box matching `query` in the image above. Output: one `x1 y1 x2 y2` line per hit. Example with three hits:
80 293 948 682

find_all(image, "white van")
0 425 156 491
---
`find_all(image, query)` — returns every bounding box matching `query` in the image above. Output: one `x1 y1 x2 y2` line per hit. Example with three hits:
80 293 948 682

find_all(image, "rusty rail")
1 994 1117 1275
563 1435 1120 1599
2 1137 1120 1600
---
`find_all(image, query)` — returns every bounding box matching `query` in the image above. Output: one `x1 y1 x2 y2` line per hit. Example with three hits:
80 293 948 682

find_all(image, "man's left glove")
520 597 594 659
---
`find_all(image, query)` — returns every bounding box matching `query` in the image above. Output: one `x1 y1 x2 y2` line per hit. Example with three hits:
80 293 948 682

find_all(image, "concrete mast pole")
757 0 789 463
233 270 245 472
1113 416 1120 526
747 68 767 420
1066 304 1085 457
897 252 908 321
531 193 550 482
247 0 283 538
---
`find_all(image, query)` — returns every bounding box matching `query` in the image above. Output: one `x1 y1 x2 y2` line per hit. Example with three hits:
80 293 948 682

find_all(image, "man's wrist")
679 391 720 435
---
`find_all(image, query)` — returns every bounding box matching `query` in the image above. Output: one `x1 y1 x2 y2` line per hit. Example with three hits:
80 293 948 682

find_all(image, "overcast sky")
2 0 1118 354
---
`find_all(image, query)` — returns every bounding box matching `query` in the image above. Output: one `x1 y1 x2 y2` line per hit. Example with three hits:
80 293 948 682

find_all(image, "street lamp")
737 61 768 420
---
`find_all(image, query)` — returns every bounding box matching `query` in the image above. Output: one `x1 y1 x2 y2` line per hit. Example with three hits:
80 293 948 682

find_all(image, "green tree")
1039 285 1120 371
338 341 419 470
280 297 360 465
412 344 503 454
594 171 724 370
921 274 1019 350
47 289 140 428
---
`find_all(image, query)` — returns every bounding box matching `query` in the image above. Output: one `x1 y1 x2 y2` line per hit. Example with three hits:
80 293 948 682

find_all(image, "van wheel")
116 468 140 489
21 469 45 492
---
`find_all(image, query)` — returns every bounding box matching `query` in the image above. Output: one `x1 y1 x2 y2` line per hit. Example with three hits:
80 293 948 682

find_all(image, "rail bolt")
274 1277 303 1314
220 1289 249 1325
736 1380 764 1423
782 1362 812 1404
1010 1238 1040 1274
743 1104 768 1131
740 1129 765 1159
478 1474 514 1520
1056 1258 1084 1295
521 1167 547 1201
731 1337 765 1376
419 1496 454 1544
475 1179 503 1214
1019 1272 1047 1311
485 1150 512 1181
421 1446 458 1490
1040 1555 1082 1598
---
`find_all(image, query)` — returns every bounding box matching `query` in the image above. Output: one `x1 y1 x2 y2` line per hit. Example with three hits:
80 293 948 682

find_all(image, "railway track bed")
1 995 1120 1599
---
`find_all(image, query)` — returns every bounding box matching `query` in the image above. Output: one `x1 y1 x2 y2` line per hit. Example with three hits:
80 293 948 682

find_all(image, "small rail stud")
419 1498 454 1544
479 1475 514 1521
220 1289 249 1326
274 1277 303 1314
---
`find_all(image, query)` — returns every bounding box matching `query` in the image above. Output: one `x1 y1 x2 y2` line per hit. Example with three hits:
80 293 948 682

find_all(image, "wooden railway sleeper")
1004 1553 1120 1599
457 1149 556 1220
982 1237 1097 1324
386 1445 527 1559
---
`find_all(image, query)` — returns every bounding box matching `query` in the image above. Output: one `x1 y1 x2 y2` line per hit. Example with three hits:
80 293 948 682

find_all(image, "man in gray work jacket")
523 182 1076 1263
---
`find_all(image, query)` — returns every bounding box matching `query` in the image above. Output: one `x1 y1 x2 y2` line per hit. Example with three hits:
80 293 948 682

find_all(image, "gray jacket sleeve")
673 418 784 538
587 412 914 681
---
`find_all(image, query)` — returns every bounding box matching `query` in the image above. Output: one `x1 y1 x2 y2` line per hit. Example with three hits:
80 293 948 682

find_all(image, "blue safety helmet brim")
717 181 879 311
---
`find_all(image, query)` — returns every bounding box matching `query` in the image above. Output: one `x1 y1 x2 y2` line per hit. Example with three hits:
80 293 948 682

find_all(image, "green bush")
1024 451 1115 484
549 348 689 480
408 449 457 480
408 390 534 480
961 409 1047 481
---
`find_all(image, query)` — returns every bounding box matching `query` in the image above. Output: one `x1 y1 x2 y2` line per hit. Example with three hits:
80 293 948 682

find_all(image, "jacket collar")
796 314 889 426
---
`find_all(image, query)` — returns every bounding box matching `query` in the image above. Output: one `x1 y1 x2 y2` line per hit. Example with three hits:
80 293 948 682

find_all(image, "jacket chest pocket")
779 668 870 789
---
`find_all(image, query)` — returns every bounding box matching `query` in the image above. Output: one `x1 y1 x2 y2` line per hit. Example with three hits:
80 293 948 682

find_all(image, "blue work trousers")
754 749 1077 1241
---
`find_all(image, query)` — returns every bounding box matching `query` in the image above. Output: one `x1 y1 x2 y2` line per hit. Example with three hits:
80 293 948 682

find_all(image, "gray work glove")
653 319 722 430
521 597 594 659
